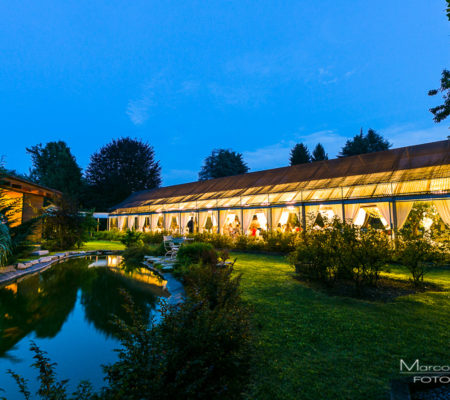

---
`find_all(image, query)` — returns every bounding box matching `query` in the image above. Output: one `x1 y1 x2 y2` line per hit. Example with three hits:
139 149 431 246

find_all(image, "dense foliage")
27 141 83 200
95 230 305 254
339 129 391 157
175 242 216 267
428 69 450 123
103 263 251 400
289 220 391 289
198 149 249 180
6 252 252 400
428 1 450 123
120 229 143 247
85 138 161 210
0 219 11 267
42 197 95 251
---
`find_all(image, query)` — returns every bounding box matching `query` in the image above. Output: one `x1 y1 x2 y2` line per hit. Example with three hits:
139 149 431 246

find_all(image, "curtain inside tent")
344 204 360 224
271 207 284 230
151 215 159 231
127 216 135 230
434 200 450 226
180 213 188 234
242 209 254 233
377 202 391 227
219 210 229 233
117 216 125 231
395 201 414 229
164 215 171 231
328 204 343 221
199 212 208 232
138 216 146 231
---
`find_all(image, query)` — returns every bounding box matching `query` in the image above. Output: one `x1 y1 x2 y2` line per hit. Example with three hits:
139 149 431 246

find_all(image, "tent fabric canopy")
434 200 450 226
111 141 449 215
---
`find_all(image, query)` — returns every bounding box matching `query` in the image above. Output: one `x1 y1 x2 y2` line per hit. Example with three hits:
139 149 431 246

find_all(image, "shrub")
290 221 392 289
176 242 217 267
350 227 391 288
0 221 12 267
103 268 251 400
289 229 340 286
42 197 95 251
92 229 124 241
397 235 442 287
120 229 143 248
141 231 164 244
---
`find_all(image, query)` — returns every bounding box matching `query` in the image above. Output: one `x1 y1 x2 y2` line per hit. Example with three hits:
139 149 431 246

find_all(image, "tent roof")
112 140 450 211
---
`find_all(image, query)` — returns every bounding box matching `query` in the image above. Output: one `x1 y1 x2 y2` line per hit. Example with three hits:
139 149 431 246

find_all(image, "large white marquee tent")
108 140 450 235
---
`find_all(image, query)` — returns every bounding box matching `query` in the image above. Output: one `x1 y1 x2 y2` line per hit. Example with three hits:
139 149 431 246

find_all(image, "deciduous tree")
26 141 83 199
428 69 450 123
85 137 161 210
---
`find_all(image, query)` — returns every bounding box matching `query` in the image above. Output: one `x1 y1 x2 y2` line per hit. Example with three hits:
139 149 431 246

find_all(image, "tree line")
3 122 444 213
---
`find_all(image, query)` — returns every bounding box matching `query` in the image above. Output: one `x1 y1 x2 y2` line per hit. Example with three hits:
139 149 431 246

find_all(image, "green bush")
141 231 165 244
289 229 340 286
290 221 392 289
176 242 217 267
103 266 251 400
120 229 143 248
42 197 95 251
397 235 443 287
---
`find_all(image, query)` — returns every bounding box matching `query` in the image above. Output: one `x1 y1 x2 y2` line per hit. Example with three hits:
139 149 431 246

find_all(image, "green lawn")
81 240 125 251
15 240 125 262
233 252 450 400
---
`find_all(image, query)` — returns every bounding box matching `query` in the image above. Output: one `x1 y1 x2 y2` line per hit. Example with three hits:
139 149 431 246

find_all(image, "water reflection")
0 256 168 357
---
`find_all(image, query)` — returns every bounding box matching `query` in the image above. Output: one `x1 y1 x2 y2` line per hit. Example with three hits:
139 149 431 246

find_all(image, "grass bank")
233 252 450 400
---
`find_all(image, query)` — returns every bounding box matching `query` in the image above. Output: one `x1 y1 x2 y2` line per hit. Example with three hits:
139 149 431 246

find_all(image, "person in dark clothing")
187 217 194 234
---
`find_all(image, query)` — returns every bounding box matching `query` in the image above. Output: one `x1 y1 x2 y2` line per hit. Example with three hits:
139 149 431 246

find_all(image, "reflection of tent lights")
287 206 295 210
107 256 118 266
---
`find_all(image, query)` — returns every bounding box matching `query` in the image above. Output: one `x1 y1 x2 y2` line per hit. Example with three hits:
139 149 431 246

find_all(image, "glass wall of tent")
109 198 450 236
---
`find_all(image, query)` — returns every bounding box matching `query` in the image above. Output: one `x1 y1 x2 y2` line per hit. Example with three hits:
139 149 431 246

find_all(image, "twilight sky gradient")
1 1 449 186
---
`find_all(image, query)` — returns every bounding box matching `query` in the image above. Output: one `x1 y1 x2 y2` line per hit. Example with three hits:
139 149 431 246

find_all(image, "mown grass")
81 240 125 251
14 240 125 263
233 252 450 400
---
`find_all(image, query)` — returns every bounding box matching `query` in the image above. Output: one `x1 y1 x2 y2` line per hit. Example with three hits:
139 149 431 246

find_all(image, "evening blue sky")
1 1 449 186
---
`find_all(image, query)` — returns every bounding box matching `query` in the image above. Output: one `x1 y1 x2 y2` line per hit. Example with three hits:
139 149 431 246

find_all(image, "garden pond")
0 255 168 398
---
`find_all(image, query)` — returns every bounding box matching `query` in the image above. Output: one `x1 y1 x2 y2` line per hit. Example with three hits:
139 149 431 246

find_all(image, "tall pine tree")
289 143 311 165
311 143 328 162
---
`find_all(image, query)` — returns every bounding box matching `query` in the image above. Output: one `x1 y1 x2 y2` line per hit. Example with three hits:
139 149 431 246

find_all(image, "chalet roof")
1 174 62 198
